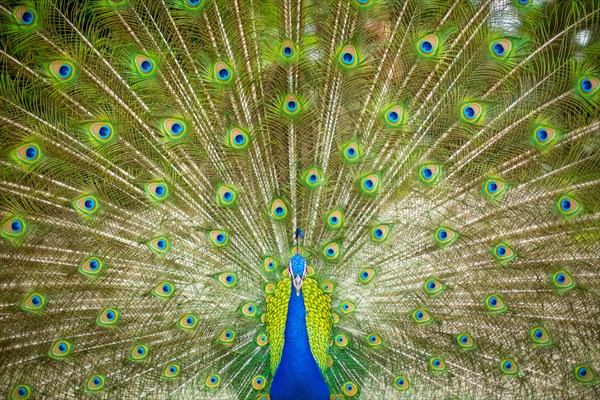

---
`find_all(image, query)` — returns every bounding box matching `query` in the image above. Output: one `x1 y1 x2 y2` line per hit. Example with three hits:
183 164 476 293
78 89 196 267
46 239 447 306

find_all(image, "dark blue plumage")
270 287 329 400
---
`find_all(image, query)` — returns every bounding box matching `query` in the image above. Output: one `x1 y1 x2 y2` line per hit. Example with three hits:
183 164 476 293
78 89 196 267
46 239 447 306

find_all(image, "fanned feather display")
0 0 599 399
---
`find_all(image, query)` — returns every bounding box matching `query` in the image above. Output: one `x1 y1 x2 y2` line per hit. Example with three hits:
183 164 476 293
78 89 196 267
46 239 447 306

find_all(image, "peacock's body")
1 0 599 398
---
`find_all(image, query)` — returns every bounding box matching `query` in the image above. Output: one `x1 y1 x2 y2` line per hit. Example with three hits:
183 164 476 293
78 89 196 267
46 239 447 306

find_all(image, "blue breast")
270 287 330 400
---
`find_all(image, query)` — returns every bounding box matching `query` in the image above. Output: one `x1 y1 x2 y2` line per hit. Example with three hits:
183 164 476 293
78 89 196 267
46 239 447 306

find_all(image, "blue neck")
270 287 330 400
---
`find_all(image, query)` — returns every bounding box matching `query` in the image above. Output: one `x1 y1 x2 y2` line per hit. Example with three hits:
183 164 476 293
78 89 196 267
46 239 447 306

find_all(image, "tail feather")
1 0 600 399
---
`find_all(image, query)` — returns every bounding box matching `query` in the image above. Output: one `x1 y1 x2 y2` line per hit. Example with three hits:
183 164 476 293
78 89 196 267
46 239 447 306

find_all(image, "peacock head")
288 254 307 296
289 228 307 296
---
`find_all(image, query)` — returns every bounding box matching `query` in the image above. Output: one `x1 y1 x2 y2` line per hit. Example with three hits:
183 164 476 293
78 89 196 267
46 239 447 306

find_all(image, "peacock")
1 0 599 398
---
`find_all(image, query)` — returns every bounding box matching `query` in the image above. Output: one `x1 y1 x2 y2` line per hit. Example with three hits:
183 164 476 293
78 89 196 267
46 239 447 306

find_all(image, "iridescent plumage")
0 0 599 399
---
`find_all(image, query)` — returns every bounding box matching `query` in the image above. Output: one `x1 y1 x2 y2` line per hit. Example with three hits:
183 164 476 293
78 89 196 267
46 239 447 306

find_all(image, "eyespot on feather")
429 357 447 373
1 215 27 240
325 209 344 230
252 375 266 390
338 45 359 70
152 281 175 299
161 364 181 380
219 329 236 345
281 94 303 116
339 300 355 314
185 0 204 9
485 294 507 313
21 292 47 314
434 227 458 248
263 256 277 272
483 178 508 200
217 272 237 288
213 61 233 84
14 7 37 27
321 281 334 293
264 283 275 294
460 102 484 123
492 242 516 263
358 173 381 195
11 384 31 400
489 39 512 59
73 195 100 216
134 55 155 75
552 270 575 292
353 0 374 8
302 167 324 188
370 224 390 242
148 236 170 254
206 374 221 388
577 76 598 96
393 375 409 391
280 39 298 62
129 344 149 362
412 308 432 325
240 302 257 317
574 365 595 383
341 140 362 164
366 333 383 347
15 143 42 165
423 277 445 297
334 333 349 348
216 183 238 206
322 241 341 261
532 125 558 147
417 35 440 57
456 334 477 350
358 268 376 284
384 105 404 127
500 359 519 375
530 326 552 346
161 118 187 140
177 314 198 331
49 340 73 360
208 230 229 247
96 307 120 328
85 374 106 393
556 195 582 217
270 198 288 221
419 164 441 184
256 333 268 346
331 312 340 325
342 381 358 396
516 0 533 7
89 123 115 144
50 61 75 81
145 181 170 202
226 126 250 150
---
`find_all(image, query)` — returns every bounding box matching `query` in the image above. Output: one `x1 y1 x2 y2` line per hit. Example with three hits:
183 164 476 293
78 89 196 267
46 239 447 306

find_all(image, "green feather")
0 0 599 398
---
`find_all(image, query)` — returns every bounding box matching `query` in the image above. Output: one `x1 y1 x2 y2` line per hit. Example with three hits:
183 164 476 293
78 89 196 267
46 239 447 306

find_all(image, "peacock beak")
288 264 306 296
292 274 303 296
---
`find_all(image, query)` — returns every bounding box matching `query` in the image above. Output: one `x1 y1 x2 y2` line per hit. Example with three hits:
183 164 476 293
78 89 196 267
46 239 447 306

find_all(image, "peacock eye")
384 105 404 126
59 65 71 77
187 0 202 7
417 35 440 57
26 146 37 159
338 45 359 69
421 41 432 52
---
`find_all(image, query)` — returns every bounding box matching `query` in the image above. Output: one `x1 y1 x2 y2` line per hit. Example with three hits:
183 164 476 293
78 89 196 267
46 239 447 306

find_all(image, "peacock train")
0 0 599 399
